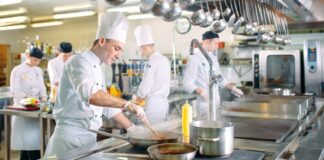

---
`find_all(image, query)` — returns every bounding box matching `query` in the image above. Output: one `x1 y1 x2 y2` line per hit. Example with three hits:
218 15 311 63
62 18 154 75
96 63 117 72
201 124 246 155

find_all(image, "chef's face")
204 38 220 52
26 54 41 67
100 39 124 64
139 45 150 58
59 53 72 62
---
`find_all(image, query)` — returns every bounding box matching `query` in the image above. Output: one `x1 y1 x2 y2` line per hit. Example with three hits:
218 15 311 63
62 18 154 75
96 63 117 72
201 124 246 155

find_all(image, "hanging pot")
152 0 170 16
190 9 206 26
163 2 182 21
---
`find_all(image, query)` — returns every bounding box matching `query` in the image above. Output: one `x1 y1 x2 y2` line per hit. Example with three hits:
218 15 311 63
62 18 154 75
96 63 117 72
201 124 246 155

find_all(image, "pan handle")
87 128 128 140
198 136 220 142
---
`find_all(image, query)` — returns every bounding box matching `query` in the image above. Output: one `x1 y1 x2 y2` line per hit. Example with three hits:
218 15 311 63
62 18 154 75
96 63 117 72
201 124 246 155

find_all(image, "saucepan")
88 128 181 147
147 143 198 160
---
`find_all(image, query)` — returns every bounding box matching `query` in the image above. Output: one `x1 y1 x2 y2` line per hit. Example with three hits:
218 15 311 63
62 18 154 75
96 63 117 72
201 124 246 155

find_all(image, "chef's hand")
196 88 208 102
231 87 244 97
126 124 146 133
40 97 47 102
131 95 146 106
124 101 148 123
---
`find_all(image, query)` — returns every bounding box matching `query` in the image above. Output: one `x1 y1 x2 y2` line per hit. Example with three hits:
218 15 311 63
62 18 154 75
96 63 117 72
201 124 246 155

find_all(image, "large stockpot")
190 120 234 156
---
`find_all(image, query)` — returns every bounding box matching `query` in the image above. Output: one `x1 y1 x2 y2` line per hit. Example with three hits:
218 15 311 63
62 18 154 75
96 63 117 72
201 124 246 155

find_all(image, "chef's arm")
225 83 236 90
10 69 27 99
89 90 127 108
112 112 133 129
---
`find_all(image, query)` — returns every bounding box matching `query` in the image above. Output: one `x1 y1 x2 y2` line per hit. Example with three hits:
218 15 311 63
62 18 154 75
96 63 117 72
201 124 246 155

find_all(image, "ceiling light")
53 10 95 19
0 7 26 17
0 16 28 26
107 6 140 14
127 14 155 20
0 0 22 6
0 24 26 31
53 3 93 12
31 21 63 28
32 16 53 22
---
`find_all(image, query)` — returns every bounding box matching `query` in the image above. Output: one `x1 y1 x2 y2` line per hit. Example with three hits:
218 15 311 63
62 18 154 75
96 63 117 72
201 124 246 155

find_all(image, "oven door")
254 50 301 94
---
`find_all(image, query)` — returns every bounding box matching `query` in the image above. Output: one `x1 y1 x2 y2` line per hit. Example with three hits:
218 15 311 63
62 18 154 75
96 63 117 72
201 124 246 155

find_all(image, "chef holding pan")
132 25 171 124
44 12 147 158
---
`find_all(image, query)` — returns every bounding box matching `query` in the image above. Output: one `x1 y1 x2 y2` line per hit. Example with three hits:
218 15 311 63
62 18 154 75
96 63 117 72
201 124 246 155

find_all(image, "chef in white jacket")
133 25 171 124
44 12 147 158
10 47 47 160
47 41 73 103
183 31 244 118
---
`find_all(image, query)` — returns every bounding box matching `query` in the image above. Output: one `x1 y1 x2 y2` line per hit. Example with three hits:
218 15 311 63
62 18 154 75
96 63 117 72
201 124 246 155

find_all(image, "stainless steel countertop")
0 108 40 118
168 93 196 104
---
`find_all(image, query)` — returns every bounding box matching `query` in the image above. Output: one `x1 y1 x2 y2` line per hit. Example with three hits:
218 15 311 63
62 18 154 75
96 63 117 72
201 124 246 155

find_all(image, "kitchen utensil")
190 120 234 156
190 9 206 26
232 0 244 34
211 0 220 20
87 128 181 147
200 2 213 27
110 63 122 97
210 0 227 33
227 0 236 27
222 0 232 17
147 143 198 160
105 0 126 6
152 0 170 16
163 1 182 22
140 0 155 13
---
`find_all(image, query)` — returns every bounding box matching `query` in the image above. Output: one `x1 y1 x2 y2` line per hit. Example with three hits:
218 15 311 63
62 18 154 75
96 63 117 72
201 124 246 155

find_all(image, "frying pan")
147 143 198 160
87 128 181 147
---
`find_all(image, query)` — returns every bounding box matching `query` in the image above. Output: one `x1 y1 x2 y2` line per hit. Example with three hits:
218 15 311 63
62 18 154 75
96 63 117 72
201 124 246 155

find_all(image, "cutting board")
6 105 39 111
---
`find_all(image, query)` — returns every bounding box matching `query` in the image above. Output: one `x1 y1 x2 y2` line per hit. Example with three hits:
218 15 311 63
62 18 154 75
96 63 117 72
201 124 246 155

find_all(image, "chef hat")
29 48 43 59
202 31 219 40
58 42 72 53
96 12 128 43
134 25 154 47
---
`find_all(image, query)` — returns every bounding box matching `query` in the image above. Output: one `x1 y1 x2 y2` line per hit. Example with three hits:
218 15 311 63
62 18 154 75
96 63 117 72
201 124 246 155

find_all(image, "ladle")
227 0 236 27
210 0 227 33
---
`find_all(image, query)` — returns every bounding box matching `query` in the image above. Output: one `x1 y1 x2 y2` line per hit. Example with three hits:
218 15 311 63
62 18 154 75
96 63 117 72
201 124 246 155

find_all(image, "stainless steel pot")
147 143 197 160
190 120 234 156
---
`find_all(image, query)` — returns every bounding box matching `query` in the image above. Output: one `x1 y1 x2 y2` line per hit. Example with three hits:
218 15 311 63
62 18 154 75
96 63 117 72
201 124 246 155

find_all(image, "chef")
44 12 147 157
183 31 244 118
47 41 73 103
10 47 47 160
133 25 171 124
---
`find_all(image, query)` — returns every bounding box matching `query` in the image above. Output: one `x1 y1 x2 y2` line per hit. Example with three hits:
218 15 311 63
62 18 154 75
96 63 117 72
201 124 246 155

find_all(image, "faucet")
190 39 224 121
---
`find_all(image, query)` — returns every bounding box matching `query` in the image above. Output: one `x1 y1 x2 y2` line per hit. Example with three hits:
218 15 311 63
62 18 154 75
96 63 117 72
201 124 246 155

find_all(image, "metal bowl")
105 0 126 6
148 143 197 160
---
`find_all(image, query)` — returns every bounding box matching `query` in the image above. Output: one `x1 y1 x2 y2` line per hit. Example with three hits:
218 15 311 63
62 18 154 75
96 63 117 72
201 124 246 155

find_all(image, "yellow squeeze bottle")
182 101 192 142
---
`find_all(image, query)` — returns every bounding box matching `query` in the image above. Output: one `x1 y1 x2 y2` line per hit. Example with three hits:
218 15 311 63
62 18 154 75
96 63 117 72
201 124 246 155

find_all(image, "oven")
252 50 302 94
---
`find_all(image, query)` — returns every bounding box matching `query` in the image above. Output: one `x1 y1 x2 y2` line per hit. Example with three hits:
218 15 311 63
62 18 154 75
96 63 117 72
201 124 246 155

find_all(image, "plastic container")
182 101 192 142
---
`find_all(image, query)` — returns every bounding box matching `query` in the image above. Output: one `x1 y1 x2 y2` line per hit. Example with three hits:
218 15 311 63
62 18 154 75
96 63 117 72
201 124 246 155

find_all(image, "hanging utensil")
105 0 126 6
152 0 170 16
163 1 182 22
222 0 232 17
232 0 245 34
210 0 227 33
227 0 236 27
190 1 206 26
200 2 213 27
140 0 155 13
211 0 220 20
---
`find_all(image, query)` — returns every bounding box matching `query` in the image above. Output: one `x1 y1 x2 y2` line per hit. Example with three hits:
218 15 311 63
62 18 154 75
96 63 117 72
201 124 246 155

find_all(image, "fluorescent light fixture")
31 21 63 28
0 7 26 17
0 0 22 6
0 24 26 31
32 16 53 22
53 3 93 12
53 10 95 19
127 14 155 20
107 6 140 14
0 16 28 26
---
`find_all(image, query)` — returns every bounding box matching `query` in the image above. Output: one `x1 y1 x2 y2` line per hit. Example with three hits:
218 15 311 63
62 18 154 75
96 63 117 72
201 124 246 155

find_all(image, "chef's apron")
145 97 169 125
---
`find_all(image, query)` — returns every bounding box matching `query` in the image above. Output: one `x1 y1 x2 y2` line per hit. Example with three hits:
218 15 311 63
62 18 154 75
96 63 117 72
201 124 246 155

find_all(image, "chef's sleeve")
183 56 199 94
102 107 122 119
67 57 103 102
38 68 47 99
10 68 27 99
47 60 60 86
137 62 156 98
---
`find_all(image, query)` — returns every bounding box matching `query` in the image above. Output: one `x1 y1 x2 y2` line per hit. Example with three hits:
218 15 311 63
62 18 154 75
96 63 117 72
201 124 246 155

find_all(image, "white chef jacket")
10 63 47 150
53 50 121 129
47 56 64 87
44 50 121 157
136 51 171 124
183 50 228 117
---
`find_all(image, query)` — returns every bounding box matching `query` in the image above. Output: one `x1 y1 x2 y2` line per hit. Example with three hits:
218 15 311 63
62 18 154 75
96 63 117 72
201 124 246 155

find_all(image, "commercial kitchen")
0 0 323 159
